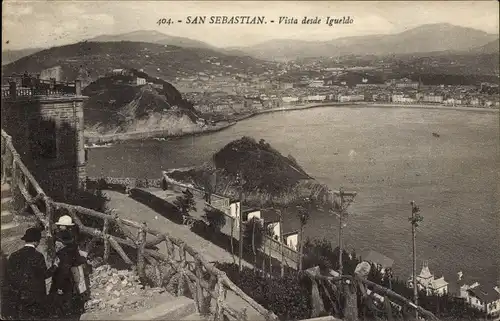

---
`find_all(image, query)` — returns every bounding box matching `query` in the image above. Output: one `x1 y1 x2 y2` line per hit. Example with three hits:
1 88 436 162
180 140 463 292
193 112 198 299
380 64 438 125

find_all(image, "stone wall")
1 96 87 199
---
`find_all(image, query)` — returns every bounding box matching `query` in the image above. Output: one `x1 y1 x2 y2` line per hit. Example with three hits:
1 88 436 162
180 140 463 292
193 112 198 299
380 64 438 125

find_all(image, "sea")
87 106 500 287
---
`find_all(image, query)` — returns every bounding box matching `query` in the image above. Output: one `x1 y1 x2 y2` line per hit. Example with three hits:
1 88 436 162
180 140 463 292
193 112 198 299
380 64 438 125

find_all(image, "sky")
2 0 499 50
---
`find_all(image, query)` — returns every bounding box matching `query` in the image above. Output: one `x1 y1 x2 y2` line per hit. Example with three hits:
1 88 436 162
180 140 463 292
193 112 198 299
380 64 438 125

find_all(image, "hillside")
1 47 43 65
82 71 201 135
235 23 498 60
167 137 330 206
2 41 273 83
470 39 499 54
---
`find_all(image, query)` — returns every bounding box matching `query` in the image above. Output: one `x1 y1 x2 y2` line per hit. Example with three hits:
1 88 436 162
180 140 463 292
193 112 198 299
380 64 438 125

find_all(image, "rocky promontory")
167 136 332 207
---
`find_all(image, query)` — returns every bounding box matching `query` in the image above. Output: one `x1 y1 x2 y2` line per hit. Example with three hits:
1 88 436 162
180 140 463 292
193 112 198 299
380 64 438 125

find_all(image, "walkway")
104 191 266 320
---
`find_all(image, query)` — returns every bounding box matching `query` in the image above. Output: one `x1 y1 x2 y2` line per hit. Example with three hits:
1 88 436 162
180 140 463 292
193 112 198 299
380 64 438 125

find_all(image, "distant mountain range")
231 23 499 60
2 23 498 66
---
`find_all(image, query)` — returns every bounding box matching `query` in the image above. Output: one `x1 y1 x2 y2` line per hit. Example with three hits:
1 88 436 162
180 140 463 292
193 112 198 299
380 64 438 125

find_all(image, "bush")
215 262 311 320
202 207 226 232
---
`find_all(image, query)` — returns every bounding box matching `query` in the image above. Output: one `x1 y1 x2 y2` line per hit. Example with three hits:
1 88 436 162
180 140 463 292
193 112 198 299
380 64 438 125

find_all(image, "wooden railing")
303 271 441 321
1 129 278 321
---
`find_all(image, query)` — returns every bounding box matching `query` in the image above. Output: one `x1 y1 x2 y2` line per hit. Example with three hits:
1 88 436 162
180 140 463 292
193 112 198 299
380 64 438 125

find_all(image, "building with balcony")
1 74 88 199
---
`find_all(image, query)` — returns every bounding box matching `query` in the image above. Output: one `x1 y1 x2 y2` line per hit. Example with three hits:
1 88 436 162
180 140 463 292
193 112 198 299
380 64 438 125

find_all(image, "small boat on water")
432 132 440 138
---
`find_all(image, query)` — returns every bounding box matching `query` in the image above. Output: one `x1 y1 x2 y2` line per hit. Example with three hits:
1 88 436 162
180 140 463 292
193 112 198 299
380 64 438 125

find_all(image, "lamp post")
237 172 246 272
331 187 357 276
409 201 423 320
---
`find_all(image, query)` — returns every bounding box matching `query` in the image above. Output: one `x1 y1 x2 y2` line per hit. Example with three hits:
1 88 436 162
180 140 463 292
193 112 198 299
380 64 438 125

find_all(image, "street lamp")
236 172 246 272
409 201 423 320
330 187 357 276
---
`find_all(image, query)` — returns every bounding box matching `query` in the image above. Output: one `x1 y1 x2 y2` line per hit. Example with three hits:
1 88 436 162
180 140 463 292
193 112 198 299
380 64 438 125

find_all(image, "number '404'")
157 18 173 26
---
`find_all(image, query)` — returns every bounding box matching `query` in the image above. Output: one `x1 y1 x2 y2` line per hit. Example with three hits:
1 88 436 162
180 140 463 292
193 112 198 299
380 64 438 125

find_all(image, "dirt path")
104 190 267 319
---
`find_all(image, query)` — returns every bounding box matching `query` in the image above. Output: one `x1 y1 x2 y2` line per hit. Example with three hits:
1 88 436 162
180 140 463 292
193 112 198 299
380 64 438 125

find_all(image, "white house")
282 96 299 103
306 95 326 102
282 231 299 250
261 209 281 240
242 208 261 222
136 77 146 85
308 80 324 87
229 201 241 228
407 261 449 296
338 94 364 102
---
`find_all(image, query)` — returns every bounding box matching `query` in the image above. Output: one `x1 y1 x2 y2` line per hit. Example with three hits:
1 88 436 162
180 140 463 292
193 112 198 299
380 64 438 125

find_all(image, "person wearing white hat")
55 215 75 228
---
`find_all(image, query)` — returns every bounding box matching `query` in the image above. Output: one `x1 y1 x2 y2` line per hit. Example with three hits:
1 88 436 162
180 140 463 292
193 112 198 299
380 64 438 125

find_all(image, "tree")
409 201 423 320
266 224 275 274
296 197 313 271
243 217 265 270
202 206 226 233
173 189 196 215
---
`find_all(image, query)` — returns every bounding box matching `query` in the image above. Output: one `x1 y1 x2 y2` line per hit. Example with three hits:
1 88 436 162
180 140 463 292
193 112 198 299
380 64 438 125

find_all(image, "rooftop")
430 277 449 290
468 284 500 303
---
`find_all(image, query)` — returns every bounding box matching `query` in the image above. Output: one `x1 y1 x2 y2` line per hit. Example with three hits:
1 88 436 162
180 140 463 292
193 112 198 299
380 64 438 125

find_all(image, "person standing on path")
50 215 89 320
4 227 59 320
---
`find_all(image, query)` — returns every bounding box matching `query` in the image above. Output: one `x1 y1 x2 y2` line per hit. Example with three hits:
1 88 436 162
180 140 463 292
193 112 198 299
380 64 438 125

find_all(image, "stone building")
1 75 87 200
40 66 63 82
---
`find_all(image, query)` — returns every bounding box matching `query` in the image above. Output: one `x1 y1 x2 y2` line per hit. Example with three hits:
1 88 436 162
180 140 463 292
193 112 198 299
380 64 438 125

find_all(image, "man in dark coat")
5 227 58 320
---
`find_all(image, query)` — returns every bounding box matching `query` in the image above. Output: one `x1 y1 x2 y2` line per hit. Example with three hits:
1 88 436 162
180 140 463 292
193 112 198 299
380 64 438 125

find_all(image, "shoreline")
84 121 236 144
84 102 499 144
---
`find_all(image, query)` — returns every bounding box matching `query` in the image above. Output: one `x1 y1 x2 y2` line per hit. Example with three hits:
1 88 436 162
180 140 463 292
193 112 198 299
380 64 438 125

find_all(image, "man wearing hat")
51 215 88 319
4 227 59 320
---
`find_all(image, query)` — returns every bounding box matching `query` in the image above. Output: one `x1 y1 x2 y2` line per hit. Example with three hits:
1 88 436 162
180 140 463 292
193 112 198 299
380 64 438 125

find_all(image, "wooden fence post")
343 279 358 321
195 260 205 314
103 218 110 263
177 244 186 297
137 222 147 280
44 197 56 261
214 277 225 321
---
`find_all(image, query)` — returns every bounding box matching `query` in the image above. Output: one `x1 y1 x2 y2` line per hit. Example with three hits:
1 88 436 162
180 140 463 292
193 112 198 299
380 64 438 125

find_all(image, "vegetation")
242 217 266 269
215 262 312 321
173 190 196 215
297 201 311 271
202 206 226 233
